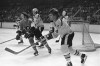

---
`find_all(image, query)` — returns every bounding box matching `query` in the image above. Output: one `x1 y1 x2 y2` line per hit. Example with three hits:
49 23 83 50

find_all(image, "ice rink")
0 28 100 66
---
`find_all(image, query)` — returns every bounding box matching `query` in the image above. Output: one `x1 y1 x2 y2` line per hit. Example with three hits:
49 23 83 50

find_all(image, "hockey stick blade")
5 45 32 54
5 47 18 54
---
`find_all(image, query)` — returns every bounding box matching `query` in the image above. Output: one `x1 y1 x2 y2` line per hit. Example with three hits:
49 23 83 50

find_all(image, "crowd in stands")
0 5 100 24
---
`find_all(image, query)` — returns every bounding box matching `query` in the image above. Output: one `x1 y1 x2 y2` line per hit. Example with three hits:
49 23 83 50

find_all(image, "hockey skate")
34 51 39 56
81 54 87 64
67 62 73 66
48 48 52 54
18 40 24 44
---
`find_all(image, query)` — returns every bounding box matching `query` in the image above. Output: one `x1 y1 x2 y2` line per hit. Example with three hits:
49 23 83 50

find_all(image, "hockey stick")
0 38 16 44
5 45 32 54
5 32 53 54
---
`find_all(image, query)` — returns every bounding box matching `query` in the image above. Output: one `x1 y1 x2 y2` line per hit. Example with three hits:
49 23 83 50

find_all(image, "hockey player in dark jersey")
16 12 51 56
15 12 31 44
15 12 39 55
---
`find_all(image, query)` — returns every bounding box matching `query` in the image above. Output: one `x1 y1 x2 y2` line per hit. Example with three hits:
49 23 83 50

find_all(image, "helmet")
62 10 67 16
32 8 38 14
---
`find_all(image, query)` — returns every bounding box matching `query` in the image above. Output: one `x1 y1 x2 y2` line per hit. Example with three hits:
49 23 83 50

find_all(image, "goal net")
72 20 100 52
71 7 100 52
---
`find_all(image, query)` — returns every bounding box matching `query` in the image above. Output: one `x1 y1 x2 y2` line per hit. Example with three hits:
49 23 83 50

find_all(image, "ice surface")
0 28 100 66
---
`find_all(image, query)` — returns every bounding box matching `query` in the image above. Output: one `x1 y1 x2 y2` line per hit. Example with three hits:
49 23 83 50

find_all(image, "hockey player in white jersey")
48 8 87 66
32 8 44 33
55 10 70 42
62 10 71 26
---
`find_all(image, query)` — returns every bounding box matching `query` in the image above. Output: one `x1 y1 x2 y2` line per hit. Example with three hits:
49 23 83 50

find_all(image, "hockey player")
55 9 71 43
32 8 44 47
62 10 71 26
48 8 87 66
15 12 31 44
15 18 24 44
32 8 44 33
27 26 52 56
15 12 38 56
16 12 51 56
55 10 69 43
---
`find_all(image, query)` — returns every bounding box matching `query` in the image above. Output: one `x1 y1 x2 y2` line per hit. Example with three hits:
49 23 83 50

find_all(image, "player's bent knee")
64 53 71 61
61 45 69 54
28 37 34 45
41 39 47 45
68 47 75 54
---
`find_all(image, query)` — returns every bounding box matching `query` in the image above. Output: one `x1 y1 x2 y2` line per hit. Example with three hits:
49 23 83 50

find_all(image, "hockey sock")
45 44 51 49
45 43 51 54
64 53 71 62
33 46 38 53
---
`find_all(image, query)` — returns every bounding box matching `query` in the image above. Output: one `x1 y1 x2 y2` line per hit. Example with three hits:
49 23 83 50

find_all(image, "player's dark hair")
22 12 29 18
49 8 60 19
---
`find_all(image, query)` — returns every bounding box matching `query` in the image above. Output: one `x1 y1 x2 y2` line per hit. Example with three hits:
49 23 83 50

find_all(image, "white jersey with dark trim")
33 14 44 27
52 18 73 37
